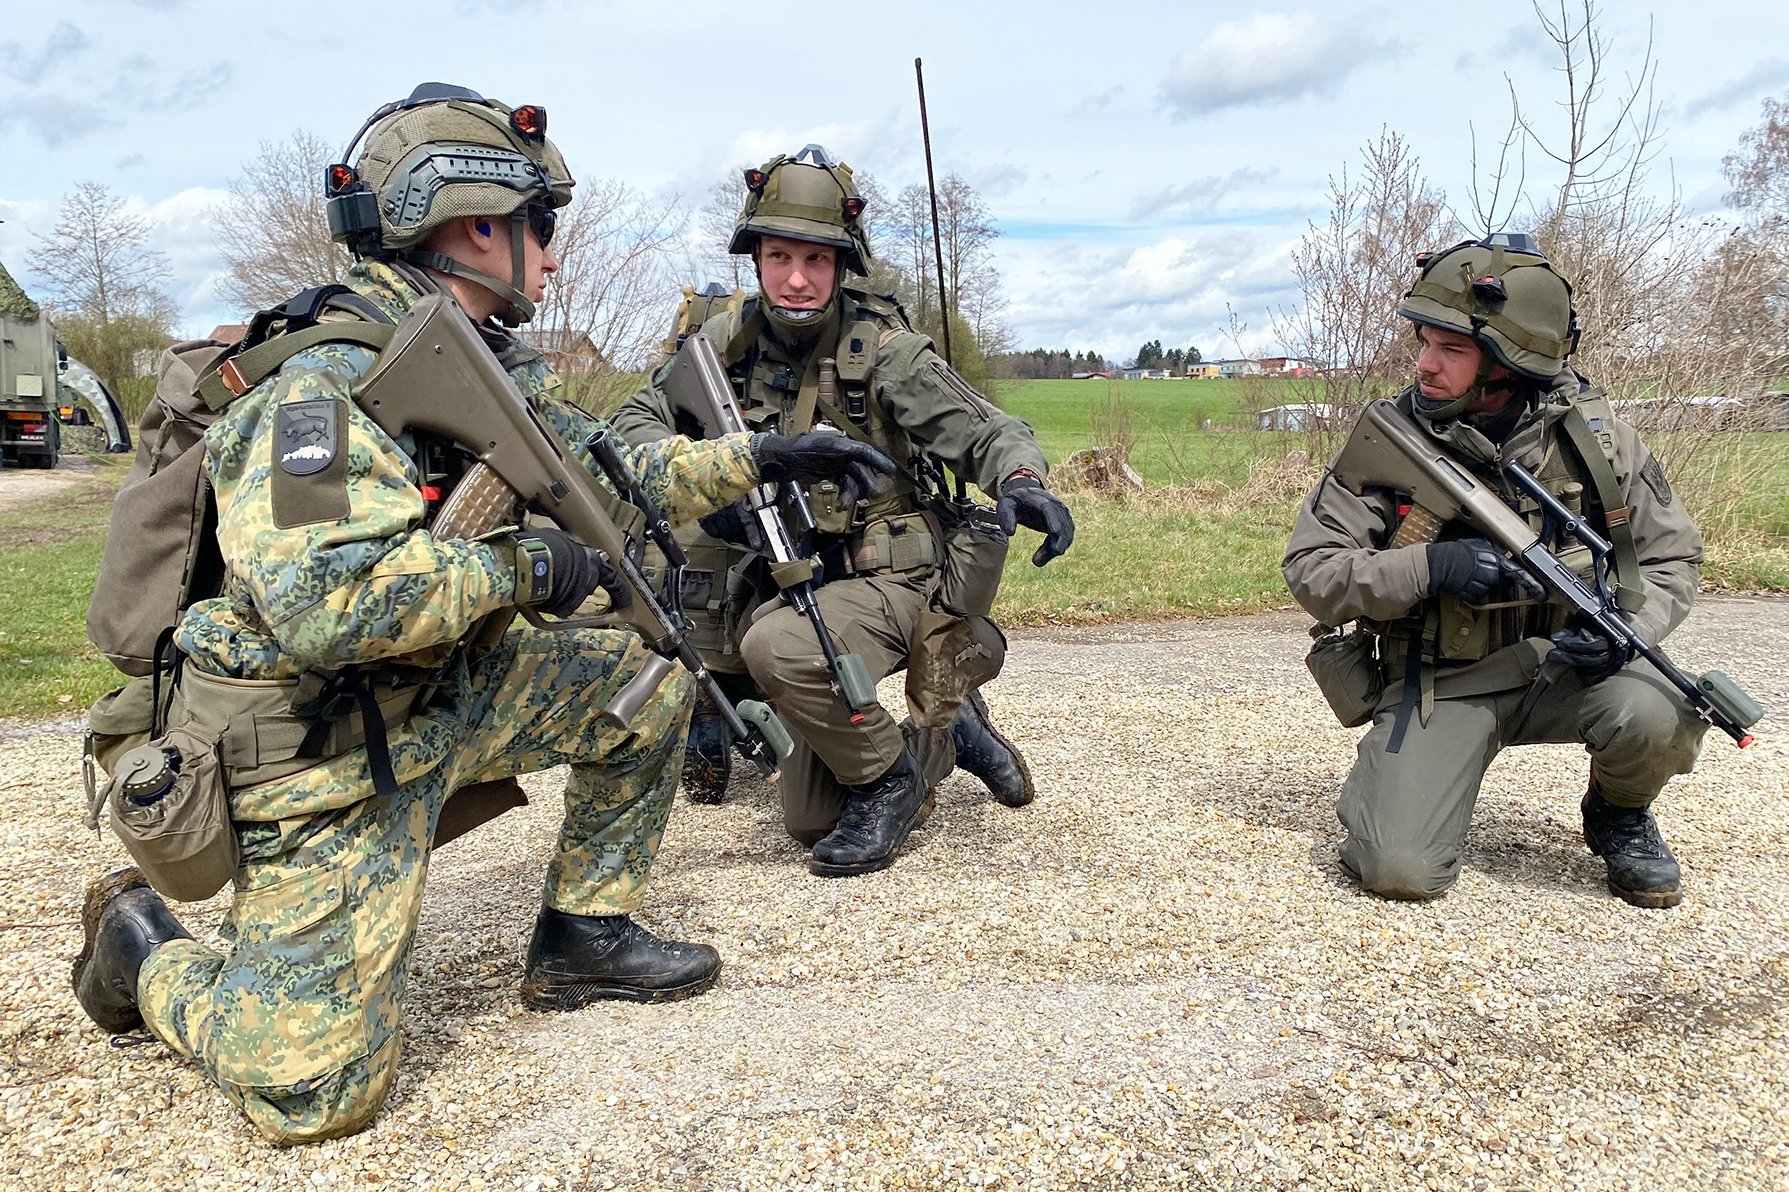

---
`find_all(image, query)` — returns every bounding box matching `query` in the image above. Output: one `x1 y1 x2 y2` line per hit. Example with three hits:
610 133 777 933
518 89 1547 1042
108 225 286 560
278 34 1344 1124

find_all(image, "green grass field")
1 383 1784 720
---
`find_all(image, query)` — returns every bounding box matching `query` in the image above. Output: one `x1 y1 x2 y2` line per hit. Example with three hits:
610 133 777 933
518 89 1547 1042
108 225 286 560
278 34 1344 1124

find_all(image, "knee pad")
1342 839 1455 901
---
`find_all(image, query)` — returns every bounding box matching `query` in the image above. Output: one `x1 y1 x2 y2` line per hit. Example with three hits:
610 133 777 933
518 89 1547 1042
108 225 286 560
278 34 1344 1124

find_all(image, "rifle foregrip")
600 652 680 730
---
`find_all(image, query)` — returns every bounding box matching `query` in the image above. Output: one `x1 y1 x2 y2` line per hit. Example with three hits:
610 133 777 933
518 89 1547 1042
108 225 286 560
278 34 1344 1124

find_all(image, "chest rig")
720 290 941 579
1372 386 1642 743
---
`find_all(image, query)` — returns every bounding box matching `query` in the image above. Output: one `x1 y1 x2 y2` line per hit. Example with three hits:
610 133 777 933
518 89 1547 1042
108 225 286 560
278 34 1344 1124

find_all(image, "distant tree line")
990 348 1110 380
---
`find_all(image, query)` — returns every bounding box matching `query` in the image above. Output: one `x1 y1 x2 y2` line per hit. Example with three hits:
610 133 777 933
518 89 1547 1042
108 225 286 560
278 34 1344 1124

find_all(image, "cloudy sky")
4 0 1786 361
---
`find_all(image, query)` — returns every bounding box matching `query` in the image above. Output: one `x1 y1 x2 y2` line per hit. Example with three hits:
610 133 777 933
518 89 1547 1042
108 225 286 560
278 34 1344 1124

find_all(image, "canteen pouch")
104 725 238 903
1305 624 1383 729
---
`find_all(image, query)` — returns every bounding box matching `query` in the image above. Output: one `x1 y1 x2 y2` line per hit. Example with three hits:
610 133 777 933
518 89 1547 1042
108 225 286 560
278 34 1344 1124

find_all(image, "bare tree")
27 181 176 396
531 179 688 410
1275 129 1460 456
214 130 350 315
692 165 754 292
1724 95 1789 220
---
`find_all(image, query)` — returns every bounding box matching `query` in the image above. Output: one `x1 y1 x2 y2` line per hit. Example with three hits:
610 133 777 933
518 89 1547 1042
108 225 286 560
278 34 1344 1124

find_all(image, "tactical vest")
1376 385 1641 669
717 287 942 578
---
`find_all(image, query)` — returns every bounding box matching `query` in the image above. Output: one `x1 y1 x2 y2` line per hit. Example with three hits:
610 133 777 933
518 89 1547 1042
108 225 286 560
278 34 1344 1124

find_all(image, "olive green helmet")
326 82 574 324
729 145 871 276
1398 234 1579 383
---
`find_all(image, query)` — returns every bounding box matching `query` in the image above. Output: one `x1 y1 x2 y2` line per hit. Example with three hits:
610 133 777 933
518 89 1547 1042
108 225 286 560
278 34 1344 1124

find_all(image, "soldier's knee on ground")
1340 837 1458 901
235 1034 402 1146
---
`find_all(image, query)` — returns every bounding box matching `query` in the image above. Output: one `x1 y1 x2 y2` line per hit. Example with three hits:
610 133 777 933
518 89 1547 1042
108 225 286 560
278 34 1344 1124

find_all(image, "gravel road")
4 598 1785 1189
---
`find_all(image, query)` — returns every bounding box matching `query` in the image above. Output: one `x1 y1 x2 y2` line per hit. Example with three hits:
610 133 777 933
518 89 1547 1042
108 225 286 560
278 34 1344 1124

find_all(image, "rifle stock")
353 294 792 774
660 332 876 719
1332 399 1762 747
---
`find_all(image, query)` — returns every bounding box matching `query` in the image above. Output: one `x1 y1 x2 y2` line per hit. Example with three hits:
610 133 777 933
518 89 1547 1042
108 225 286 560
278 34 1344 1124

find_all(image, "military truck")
0 259 131 467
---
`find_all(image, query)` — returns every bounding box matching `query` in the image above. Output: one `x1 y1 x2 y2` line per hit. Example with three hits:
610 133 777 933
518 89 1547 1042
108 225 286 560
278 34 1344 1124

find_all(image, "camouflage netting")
0 260 41 320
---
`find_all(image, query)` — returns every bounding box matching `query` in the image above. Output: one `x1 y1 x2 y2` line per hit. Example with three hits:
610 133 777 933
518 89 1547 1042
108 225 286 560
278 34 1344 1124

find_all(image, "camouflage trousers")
136 626 693 1144
738 572 1002 844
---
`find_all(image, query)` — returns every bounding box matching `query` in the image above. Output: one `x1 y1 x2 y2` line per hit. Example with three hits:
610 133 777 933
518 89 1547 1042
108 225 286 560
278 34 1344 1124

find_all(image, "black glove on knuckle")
756 432 896 486
1547 624 1629 684
1426 538 1501 601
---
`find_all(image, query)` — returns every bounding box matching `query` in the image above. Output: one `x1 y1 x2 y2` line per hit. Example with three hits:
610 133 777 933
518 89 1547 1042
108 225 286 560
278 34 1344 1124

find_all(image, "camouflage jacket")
611 288 1048 509
1282 376 1704 698
176 261 760 681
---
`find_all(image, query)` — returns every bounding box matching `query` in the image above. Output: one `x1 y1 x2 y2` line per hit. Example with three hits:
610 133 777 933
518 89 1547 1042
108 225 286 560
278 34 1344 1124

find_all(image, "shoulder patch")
1639 453 1674 506
276 399 339 476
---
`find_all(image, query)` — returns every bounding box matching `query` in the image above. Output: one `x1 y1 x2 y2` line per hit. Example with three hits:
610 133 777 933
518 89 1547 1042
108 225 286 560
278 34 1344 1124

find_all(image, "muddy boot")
681 686 733 806
71 867 193 1034
950 690 1035 808
520 907 720 1010
809 747 926 877
1581 788 1683 909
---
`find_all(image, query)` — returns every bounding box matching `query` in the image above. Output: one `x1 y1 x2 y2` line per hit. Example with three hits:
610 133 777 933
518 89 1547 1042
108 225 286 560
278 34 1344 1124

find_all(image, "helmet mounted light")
509 104 546 142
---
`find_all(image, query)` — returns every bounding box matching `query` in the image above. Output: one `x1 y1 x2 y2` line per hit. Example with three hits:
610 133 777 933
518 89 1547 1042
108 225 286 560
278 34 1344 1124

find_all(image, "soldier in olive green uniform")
1283 236 1708 908
70 85 892 1144
613 147 1074 876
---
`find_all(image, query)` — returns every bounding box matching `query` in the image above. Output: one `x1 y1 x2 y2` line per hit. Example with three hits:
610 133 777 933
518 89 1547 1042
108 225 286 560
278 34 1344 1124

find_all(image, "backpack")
86 286 395 677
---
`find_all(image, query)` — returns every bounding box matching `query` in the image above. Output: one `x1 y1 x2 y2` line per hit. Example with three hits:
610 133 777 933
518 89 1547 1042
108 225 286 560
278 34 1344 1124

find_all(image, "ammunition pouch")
1305 625 1383 728
844 511 941 577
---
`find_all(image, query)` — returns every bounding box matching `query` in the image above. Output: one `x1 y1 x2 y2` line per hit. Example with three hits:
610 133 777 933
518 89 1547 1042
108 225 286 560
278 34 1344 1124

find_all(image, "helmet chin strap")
1412 329 1518 423
402 209 537 326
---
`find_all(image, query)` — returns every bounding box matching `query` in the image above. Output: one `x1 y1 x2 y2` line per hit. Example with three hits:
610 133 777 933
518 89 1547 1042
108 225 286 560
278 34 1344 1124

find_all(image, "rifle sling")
1559 403 1644 614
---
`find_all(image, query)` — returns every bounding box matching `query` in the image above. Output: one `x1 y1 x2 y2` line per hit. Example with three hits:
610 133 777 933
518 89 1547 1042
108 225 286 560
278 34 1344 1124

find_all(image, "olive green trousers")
1337 658 1707 900
739 572 995 844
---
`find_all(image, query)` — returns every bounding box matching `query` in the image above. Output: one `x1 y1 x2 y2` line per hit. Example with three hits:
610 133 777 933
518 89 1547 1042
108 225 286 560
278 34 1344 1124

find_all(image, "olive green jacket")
1282 377 1704 699
612 289 1047 498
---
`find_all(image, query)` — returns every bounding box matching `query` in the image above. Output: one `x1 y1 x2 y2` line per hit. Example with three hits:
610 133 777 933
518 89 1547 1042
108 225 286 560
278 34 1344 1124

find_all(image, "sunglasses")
525 203 557 248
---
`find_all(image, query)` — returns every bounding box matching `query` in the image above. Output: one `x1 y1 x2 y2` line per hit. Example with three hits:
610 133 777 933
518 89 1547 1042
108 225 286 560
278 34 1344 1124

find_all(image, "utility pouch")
1305 624 1383 728
905 603 1007 729
938 508 1009 617
103 727 238 903
806 480 858 536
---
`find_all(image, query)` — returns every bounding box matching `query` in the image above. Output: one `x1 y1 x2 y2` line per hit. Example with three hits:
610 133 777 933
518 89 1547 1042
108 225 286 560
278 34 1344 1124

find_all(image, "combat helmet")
729 145 870 341
1398 232 1579 419
325 82 574 325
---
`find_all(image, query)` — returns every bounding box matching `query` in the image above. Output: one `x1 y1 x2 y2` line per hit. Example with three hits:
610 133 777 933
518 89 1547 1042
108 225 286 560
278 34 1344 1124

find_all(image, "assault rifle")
658 330 877 722
353 294 793 774
1331 398 1763 747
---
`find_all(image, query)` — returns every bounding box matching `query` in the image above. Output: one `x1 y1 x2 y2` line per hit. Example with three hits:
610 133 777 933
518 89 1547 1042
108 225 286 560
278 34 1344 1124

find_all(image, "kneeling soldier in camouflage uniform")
71 84 890 1144
1283 236 1709 908
614 147 1073 875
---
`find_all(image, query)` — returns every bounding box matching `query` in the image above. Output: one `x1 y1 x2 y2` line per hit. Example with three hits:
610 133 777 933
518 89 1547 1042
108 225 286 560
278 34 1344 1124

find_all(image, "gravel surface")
4 598 1785 1189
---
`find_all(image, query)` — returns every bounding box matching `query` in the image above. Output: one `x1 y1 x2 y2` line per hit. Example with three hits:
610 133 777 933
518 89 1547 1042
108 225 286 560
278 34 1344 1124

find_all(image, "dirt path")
2 600 1785 1188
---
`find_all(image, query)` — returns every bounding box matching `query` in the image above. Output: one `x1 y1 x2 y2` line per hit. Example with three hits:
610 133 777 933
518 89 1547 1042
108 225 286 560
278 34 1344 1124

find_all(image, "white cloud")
1159 12 1403 117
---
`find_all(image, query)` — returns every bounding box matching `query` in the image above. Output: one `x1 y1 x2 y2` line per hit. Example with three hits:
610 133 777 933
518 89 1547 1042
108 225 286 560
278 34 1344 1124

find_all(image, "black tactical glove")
698 501 764 551
752 432 898 507
1425 538 1543 604
1547 623 1634 686
512 527 631 617
996 473 1075 567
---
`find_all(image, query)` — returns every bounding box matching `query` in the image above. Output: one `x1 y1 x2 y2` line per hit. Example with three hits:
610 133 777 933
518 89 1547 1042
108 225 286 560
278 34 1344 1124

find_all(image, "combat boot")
682 686 733 805
1581 787 1683 909
810 747 926 877
71 867 193 1034
950 690 1035 808
520 907 720 1010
